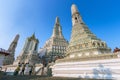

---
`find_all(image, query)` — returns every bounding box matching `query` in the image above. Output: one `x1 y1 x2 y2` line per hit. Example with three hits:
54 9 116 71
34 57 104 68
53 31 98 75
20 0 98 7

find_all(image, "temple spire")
67 4 111 56
55 16 60 25
8 34 20 53
3 34 20 65
31 32 36 39
52 17 63 38
14 34 39 65
71 4 84 26
42 17 68 63
71 4 79 15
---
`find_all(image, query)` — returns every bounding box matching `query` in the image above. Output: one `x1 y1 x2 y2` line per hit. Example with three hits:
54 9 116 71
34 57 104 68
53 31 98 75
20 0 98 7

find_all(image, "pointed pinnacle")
55 16 60 25
71 4 79 15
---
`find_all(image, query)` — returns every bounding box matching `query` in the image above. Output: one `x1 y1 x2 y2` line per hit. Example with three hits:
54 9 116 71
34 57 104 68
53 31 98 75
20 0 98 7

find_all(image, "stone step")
0 75 93 80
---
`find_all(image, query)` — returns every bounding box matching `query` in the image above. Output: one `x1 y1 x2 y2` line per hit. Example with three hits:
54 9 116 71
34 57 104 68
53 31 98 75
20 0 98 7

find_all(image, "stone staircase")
41 67 47 76
0 71 106 80
35 67 42 75
0 75 82 80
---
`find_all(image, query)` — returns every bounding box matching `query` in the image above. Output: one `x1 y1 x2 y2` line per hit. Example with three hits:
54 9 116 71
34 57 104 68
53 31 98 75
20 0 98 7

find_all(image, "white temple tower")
14 33 40 65
67 4 111 57
39 17 68 62
3 34 19 65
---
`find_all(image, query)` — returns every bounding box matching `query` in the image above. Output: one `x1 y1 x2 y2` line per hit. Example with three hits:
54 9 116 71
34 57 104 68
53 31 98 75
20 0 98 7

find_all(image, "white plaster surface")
52 58 120 80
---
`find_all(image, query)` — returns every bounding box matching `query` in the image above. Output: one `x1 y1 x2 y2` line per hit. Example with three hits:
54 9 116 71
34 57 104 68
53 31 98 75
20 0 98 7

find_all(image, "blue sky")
0 0 120 58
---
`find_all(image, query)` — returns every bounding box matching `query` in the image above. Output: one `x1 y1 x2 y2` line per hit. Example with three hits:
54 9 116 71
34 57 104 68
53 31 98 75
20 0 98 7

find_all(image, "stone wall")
52 53 120 80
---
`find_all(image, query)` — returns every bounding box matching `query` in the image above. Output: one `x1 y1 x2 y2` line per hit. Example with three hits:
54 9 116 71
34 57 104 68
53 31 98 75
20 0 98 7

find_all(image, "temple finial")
71 4 79 15
55 16 60 25
52 17 63 38
31 32 36 39
14 34 20 42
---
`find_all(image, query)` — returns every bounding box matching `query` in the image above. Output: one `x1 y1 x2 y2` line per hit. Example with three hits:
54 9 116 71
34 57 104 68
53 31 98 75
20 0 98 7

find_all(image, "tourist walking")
20 63 25 75
29 66 33 75
14 66 20 76
24 63 29 75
